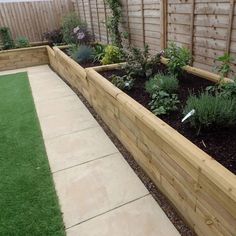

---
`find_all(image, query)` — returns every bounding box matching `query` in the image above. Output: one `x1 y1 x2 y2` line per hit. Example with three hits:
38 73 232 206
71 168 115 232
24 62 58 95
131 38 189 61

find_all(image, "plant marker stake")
182 109 195 123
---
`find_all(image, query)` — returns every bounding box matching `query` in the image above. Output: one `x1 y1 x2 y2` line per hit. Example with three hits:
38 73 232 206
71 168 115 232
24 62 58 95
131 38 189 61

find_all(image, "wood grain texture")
0 46 49 71
48 48 236 236
0 0 72 42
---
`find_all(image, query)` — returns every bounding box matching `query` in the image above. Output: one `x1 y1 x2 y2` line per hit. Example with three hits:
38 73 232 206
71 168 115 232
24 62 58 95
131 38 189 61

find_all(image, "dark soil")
100 68 236 175
52 65 196 235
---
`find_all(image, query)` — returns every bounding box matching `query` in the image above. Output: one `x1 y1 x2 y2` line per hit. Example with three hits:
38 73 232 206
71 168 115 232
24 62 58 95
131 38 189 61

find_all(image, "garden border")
48 46 236 236
0 46 49 71
1 45 236 236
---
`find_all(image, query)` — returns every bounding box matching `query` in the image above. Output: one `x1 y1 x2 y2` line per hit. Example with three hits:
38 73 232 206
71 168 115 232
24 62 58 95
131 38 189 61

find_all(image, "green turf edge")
0 72 65 236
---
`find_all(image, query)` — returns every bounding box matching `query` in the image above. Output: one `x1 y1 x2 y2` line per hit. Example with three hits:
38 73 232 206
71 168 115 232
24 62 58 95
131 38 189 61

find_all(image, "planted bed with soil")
100 67 236 175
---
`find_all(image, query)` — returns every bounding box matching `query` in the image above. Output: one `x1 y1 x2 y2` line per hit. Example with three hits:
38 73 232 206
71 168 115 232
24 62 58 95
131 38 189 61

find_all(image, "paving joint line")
44 124 100 142
65 193 151 230
52 151 120 174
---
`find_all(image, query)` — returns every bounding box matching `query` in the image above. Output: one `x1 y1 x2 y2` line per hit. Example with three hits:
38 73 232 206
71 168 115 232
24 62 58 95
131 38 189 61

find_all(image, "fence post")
95 0 101 41
160 0 167 49
88 0 95 39
141 0 145 47
226 0 235 54
190 0 195 65
125 0 131 46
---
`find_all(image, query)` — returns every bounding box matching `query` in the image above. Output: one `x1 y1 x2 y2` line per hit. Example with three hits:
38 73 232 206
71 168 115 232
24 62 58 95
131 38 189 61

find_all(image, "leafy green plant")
68 44 93 63
0 27 15 50
149 91 179 115
206 53 235 96
101 45 123 65
124 44 161 79
183 92 236 132
43 28 64 46
164 42 191 77
110 74 135 90
145 73 180 115
15 36 30 48
145 73 179 95
106 0 122 48
92 43 106 62
215 53 234 77
62 12 85 44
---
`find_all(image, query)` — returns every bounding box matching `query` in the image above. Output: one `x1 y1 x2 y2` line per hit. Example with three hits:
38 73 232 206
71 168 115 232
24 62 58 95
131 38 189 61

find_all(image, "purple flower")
77 32 85 40
73 26 80 34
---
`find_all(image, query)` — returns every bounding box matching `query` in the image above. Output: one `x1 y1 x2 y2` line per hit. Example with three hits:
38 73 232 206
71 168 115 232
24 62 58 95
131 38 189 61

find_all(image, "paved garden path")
0 65 180 236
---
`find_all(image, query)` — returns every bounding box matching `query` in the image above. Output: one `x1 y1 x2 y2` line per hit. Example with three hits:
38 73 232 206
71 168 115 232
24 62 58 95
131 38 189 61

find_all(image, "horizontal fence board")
0 0 72 42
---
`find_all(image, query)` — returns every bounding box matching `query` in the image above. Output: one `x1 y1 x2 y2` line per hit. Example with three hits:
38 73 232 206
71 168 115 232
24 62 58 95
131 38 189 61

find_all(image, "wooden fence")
1 0 236 73
0 0 73 42
72 0 236 74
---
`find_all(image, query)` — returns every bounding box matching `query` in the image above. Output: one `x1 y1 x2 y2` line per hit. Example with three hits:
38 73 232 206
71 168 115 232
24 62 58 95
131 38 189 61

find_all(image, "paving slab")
66 195 180 236
53 153 149 228
45 126 118 172
36 95 85 118
31 83 75 102
40 107 98 140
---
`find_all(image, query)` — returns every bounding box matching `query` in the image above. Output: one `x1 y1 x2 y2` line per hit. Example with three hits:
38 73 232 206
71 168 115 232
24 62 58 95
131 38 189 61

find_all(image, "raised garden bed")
47 47 236 236
2 45 236 236
99 67 236 174
0 46 49 71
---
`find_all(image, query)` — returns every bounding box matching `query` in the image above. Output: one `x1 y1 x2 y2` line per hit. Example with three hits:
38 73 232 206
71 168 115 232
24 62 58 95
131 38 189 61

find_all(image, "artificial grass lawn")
0 72 65 235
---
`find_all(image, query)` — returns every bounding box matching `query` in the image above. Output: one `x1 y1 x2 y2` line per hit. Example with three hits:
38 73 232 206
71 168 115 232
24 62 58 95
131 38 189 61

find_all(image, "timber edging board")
0 46 49 71
49 47 236 236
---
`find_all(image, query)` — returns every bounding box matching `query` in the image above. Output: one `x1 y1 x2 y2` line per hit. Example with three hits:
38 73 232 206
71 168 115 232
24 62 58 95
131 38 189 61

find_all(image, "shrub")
149 91 179 115
145 73 179 95
183 92 236 132
68 44 93 63
164 42 191 77
92 43 106 62
101 45 123 65
124 44 161 79
15 36 30 48
62 12 85 44
0 27 15 50
110 74 135 90
72 25 92 46
43 28 64 46
215 53 234 77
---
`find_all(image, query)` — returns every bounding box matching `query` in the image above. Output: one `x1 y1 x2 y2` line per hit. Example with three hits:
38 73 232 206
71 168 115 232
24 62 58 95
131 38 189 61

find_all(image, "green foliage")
145 73 179 95
215 53 234 77
61 12 85 44
68 44 93 63
15 36 30 48
92 43 106 62
164 42 191 77
110 74 135 90
124 44 161 78
0 27 15 50
149 91 179 115
101 45 123 65
219 81 236 98
146 73 180 115
183 92 236 132
106 0 122 47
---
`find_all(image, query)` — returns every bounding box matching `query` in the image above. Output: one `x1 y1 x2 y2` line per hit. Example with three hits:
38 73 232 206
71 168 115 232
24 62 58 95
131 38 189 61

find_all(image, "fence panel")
0 0 73 42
